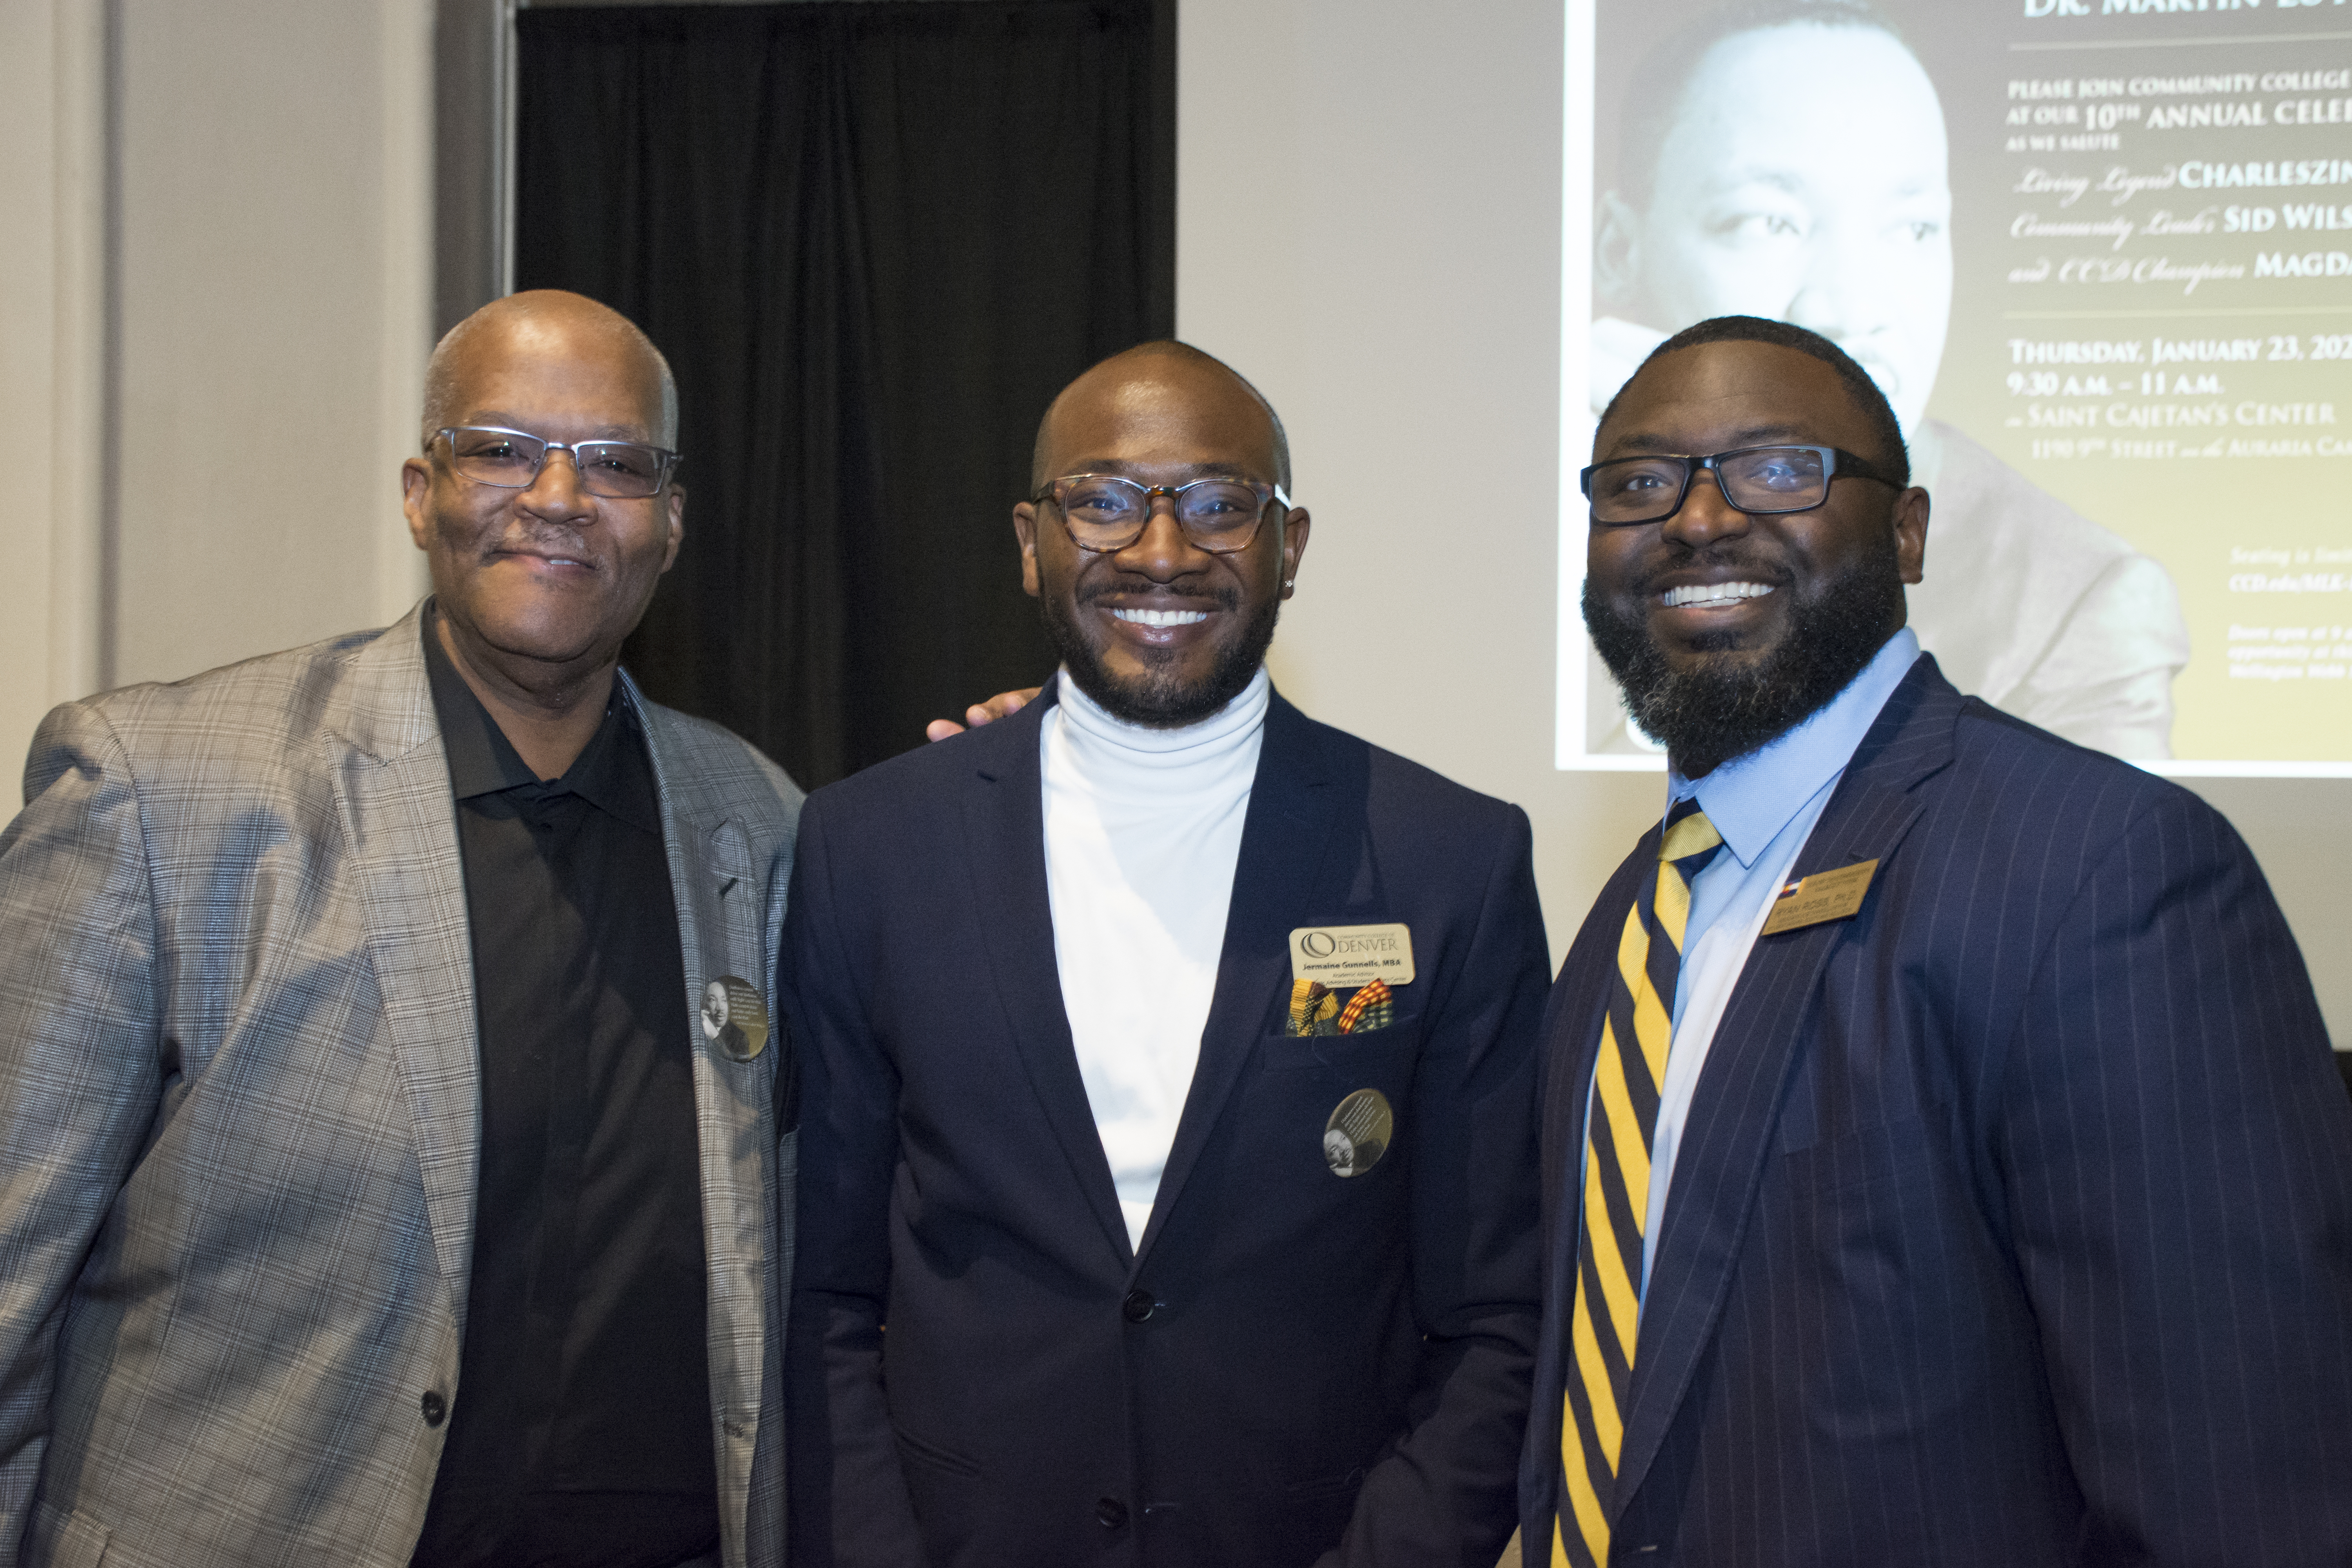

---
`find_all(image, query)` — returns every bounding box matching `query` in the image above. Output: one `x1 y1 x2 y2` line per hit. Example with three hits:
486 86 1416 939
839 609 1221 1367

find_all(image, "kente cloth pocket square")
1289 976 1396 1036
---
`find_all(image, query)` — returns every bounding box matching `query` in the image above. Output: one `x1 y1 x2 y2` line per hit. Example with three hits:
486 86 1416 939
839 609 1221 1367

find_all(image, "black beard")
1040 575 1279 728
1583 532 1903 775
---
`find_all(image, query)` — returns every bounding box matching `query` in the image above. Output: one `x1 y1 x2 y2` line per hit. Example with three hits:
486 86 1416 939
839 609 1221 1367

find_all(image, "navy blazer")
786 681 1550 1568
1519 656 2352 1566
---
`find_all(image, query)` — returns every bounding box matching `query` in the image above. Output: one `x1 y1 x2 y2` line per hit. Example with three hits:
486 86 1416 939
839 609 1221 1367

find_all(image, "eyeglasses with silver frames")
432 425 681 500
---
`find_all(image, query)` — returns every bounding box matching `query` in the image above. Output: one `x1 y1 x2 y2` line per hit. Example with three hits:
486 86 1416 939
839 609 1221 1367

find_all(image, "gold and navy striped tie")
1554 799 1722 1568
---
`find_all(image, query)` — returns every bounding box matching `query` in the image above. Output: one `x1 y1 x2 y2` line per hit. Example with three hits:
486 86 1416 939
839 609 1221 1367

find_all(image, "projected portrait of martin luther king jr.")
1588 0 2189 759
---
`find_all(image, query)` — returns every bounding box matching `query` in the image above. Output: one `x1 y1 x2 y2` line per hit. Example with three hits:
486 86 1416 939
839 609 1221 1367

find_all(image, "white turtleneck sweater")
1041 664 1270 1250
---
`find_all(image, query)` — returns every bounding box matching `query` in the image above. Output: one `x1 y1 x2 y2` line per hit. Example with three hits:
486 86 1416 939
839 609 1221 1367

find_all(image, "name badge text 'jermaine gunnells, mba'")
1289 924 1416 989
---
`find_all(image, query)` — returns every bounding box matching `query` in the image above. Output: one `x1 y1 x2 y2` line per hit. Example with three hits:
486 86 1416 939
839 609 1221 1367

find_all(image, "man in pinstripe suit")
0 293 801 1568
1521 314 2352 1566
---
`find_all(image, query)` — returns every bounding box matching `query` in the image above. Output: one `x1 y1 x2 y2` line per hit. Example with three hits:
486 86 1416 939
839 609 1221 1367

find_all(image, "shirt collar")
1667 627 1921 869
1052 662 1272 758
420 601 661 833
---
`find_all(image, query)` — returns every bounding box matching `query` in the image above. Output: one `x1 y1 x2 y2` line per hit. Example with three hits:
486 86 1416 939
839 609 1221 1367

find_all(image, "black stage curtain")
514 1 1173 788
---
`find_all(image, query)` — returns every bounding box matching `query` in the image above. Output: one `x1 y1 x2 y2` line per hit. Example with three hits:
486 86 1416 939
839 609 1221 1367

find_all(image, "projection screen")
1557 0 2352 776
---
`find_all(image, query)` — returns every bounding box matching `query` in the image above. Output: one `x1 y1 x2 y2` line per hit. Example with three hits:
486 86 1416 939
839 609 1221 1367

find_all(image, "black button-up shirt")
411 610 718 1568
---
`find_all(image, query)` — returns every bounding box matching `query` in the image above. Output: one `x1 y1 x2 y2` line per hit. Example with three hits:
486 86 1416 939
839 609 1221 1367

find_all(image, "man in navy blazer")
786 343 1551 1566
1520 314 2352 1566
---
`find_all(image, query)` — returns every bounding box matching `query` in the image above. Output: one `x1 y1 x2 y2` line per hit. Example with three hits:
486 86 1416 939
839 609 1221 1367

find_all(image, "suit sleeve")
0 705 166 1561
781 799 927 1567
1328 805 1552 1568
1998 788 2352 1564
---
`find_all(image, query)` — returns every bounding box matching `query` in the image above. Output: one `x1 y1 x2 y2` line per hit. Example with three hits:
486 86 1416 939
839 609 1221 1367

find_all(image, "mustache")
1074 575 1241 610
482 526 595 560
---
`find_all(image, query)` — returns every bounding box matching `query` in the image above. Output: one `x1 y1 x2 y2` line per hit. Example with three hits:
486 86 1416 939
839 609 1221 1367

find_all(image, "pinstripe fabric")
1519 655 2352 1567
0 603 802 1568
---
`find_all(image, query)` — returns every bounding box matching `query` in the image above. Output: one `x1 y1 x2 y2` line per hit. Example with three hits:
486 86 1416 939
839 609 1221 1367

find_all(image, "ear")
1012 501 1042 598
661 483 686 573
401 456 434 552
1277 507 1311 599
1892 486 1929 585
1593 191 1647 315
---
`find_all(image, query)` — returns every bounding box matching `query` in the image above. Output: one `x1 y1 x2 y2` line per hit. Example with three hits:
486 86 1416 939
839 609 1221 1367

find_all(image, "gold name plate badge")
1759 858 1880 936
1289 922 1416 989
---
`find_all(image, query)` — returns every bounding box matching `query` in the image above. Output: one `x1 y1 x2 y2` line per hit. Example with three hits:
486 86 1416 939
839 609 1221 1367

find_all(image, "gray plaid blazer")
0 604 803 1568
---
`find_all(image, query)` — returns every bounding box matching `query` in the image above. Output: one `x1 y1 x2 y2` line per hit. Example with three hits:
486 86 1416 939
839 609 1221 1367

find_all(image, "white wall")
0 0 434 777
1174 0 2351 1042
3 0 2341 1039
0 0 106 774
108 0 435 691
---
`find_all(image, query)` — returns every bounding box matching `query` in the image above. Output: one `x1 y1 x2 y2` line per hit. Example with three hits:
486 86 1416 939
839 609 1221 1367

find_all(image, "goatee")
1041 576 1279 728
1584 532 1903 775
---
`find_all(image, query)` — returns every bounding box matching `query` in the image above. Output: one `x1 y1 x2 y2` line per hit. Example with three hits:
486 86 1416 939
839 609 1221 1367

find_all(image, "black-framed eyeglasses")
1581 445 1901 528
432 425 681 500
1033 472 1292 555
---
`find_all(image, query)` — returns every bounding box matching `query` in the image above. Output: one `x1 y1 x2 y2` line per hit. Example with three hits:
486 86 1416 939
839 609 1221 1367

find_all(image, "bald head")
421 290 679 450
1013 339 1310 729
1031 341 1290 494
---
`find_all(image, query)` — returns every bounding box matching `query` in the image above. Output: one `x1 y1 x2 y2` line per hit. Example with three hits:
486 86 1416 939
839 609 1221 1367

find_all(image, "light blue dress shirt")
1626 628 1921 1292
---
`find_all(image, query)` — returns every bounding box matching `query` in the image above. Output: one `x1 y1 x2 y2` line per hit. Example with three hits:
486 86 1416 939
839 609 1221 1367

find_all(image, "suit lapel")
1547 834 1655 1307
326 604 481 1319
1609 660 1963 1520
1519 832 1655 1545
630 675 773 1567
1133 692 1341 1265
962 681 1134 1263
1552 840 1657 1204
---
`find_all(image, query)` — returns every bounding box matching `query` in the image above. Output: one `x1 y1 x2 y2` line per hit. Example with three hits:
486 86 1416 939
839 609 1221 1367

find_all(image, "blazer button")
1121 1289 1155 1323
1096 1497 1128 1530
420 1390 447 1427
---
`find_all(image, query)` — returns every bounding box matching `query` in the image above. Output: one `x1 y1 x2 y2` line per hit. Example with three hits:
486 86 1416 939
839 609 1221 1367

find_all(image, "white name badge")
1288 923 1416 989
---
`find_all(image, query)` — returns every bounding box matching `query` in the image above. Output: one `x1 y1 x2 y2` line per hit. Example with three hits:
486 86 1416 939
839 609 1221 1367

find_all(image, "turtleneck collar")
1053 663 1272 765
1039 661 1271 1249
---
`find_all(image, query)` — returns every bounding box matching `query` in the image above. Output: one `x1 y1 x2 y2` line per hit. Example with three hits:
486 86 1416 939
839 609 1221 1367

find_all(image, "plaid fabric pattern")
1289 978 1339 1036
1337 978 1394 1035
1290 977 1399 1037
0 603 801 1568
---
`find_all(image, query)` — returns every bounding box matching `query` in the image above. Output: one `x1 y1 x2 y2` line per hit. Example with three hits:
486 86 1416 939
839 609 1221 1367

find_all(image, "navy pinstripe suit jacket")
1519 654 2352 1567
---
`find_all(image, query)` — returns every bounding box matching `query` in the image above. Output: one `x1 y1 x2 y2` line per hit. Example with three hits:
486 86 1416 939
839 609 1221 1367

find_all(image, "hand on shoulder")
925 686 1041 742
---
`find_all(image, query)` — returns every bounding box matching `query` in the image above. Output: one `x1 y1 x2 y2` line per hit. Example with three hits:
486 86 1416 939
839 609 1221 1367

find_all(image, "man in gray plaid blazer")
0 293 801 1568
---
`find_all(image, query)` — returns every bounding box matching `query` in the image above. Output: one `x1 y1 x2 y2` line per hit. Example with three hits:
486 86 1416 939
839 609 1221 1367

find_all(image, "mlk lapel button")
1323 1088 1394 1178
1289 923 1415 989
1760 858 1881 936
700 976 770 1062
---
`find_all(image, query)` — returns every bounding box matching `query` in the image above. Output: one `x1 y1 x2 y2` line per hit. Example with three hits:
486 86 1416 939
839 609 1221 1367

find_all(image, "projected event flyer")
1558 0 2352 775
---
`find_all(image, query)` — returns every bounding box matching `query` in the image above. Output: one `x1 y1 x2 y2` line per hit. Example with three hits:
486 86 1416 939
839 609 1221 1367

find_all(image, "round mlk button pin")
1323 1089 1394 1178
700 976 770 1062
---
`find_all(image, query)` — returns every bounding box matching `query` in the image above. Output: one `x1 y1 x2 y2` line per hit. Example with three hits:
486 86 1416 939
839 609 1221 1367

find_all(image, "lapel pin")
700 976 770 1062
1323 1088 1395 1178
